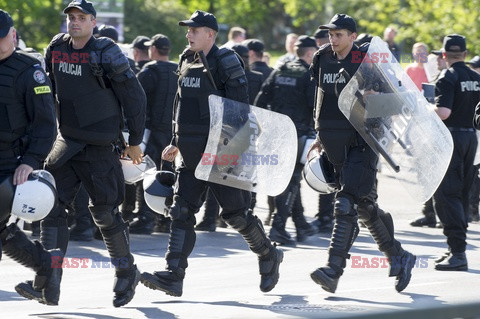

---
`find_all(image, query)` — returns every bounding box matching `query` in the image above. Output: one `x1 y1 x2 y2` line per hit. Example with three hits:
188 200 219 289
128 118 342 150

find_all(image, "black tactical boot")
434 250 451 264
391 251 416 292
269 226 296 246
113 264 141 307
129 184 155 234
410 199 436 227
291 196 315 242
1 223 64 305
141 267 185 297
269 209 295 246
14 249 64 305
195 217 216 232
311 197 359 293
359 203 415 292
225 213 283 292
100 216 140 307
129 210 155 234
435 252 468 271
259 247 284 292
310 266 341 293
310 217 334 233
142 201 196 296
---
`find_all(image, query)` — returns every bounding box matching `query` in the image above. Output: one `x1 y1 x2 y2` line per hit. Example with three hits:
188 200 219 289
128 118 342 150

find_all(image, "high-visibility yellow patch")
34 86 51 94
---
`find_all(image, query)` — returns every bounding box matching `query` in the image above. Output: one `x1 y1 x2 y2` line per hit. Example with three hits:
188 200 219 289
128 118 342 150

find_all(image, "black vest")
143 60 178 131
271 59 312 132
0 51 36 146
313 44 364 131
50 35 121 145
175 52 224 136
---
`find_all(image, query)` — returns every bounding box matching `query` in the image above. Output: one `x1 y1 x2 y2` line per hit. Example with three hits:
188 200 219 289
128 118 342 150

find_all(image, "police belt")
447 127 475 132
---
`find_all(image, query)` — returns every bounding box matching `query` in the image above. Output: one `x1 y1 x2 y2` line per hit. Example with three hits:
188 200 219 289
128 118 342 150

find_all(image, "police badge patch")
33 70 46 84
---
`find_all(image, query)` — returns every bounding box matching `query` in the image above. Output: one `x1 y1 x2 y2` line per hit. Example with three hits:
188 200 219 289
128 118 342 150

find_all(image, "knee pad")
357 199 378 223
90 205 117 228
334 197 356 221
222 210 250 231
169 196 195 225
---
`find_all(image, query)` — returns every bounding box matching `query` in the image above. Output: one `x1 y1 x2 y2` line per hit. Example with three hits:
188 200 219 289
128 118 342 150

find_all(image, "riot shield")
194 95 297 196
338 36 453 203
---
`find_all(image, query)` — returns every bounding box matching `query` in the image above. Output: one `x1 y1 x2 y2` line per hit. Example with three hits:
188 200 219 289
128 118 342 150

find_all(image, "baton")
199 51 217 90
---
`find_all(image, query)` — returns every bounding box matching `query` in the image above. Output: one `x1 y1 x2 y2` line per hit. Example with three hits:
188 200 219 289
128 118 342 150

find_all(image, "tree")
0 0 63 51
124 0 191 58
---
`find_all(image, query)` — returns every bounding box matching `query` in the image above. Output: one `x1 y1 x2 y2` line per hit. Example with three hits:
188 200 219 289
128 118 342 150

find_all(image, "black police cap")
319 13 357 33
442 34 466 52
294 35 318 48
132 35 150 50
0 9 13 38
63 0 96 18
98 25 118 42
145 34 170 50
179 10 218 32
242 39 265 53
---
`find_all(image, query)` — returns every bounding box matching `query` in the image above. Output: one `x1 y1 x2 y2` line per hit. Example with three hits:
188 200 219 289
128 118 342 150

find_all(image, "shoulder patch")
34 86 51 94
33 70 46 84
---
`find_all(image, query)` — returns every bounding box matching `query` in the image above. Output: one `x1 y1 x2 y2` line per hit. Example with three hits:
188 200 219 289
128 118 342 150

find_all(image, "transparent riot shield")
194 95 297 196
338 36 453 203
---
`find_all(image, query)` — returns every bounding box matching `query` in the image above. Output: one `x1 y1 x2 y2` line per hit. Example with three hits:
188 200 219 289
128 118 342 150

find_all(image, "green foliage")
124 0 191 58
0 0 63 51
2 0 479 59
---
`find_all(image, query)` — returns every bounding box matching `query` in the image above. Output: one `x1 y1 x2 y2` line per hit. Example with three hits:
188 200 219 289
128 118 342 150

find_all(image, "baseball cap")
144 34 170 50
0 9 13 38
132 35 150 50
179 10 218 32
441 34 466 52
98 25 118 42
319 13 357 33
231 44 249 58
314 29 329 40
294 35 318 48
243 39 265 53
467 55 480 68
63 0 96 18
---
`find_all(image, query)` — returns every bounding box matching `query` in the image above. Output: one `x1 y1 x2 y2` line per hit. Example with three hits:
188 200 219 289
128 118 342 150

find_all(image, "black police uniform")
130 59 178 233
309 43 414 293
141 45 283 295
433 61 480 270
16 33 146 307
255 57 316 245
0 49 63 305
251 60 273 81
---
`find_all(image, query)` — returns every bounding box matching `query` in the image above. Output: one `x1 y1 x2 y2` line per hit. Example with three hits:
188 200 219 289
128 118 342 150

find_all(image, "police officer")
140 10 283 296
308 14 415 293
255 35 318 246
195 44 264 232
243 38 273 81
15 0 146 307
432 34 480 271
130 34 178 234
0 9 63 305
131 35 151 73
410 47 448 229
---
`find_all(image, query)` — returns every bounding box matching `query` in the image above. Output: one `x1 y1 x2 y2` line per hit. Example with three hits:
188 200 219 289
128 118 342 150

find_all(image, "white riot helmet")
303 150 337 194
143 170 175 215
121 154 156 184
0 170 57 222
